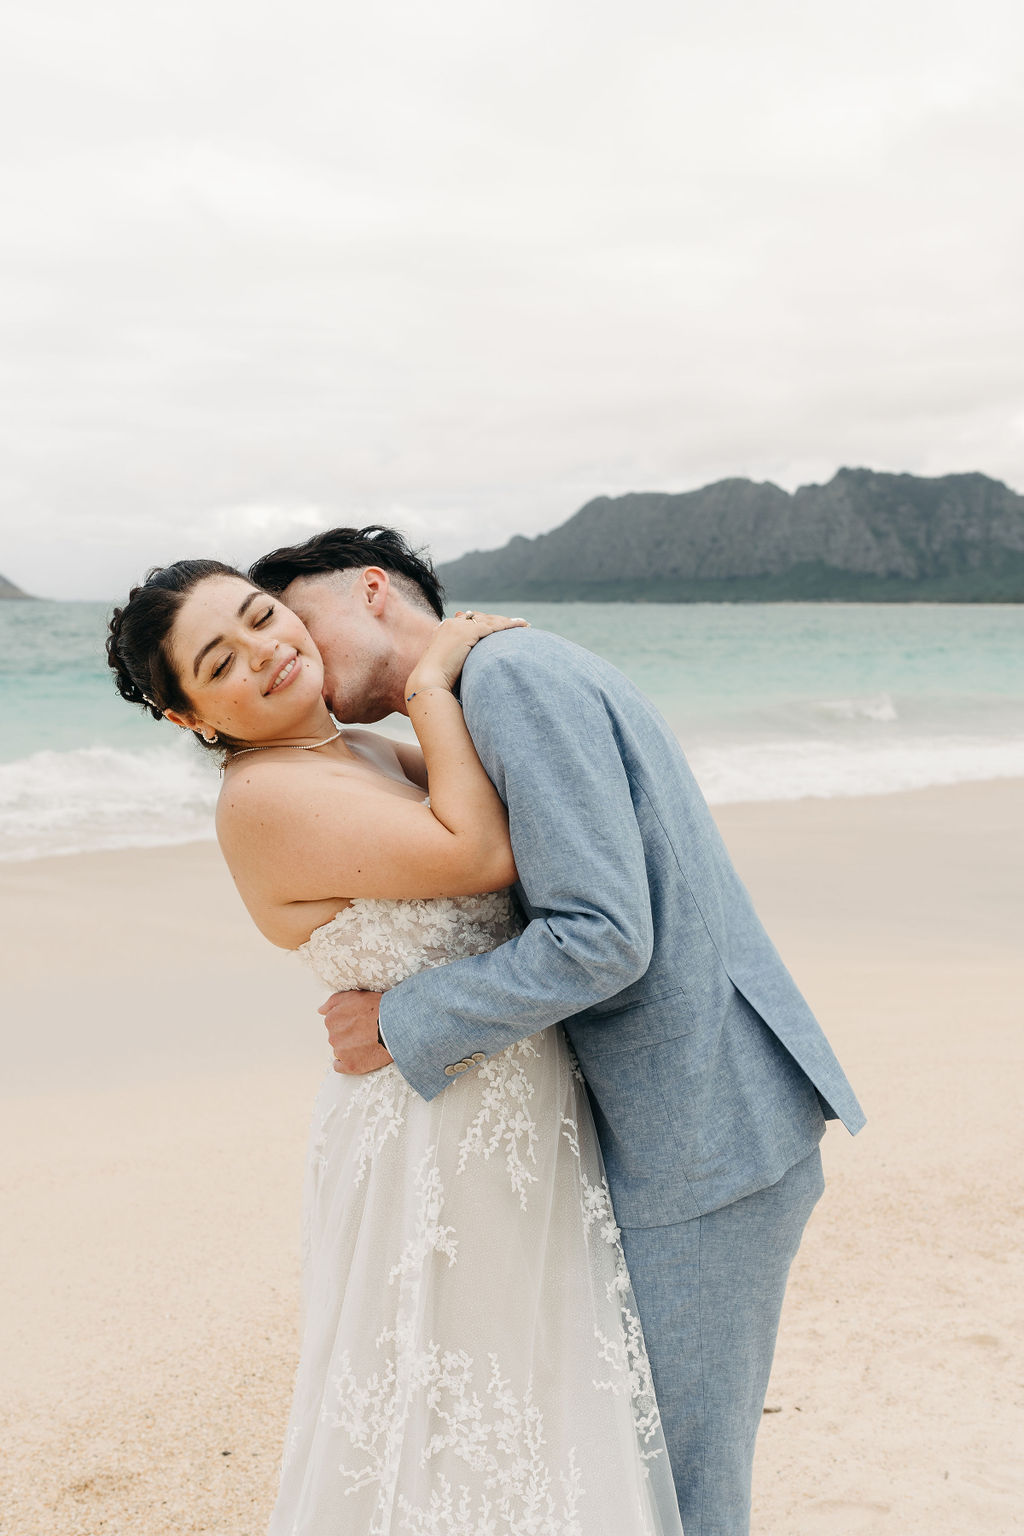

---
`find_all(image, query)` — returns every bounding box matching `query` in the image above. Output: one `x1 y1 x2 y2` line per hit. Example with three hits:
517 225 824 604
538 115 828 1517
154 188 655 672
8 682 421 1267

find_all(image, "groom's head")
249 526 444 723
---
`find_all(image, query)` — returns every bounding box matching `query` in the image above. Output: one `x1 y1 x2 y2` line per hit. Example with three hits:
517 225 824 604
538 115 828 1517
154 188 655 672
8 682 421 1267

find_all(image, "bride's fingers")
454 610 529 634
481 616 529 634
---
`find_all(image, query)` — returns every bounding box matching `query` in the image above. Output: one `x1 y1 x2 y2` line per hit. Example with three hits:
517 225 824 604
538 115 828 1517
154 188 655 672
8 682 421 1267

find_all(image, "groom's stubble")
280 569 440 725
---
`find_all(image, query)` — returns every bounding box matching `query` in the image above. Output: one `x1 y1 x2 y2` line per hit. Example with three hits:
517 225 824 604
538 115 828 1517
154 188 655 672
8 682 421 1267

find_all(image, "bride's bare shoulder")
216 748 289 806
215 749 418 851
215 753 333 845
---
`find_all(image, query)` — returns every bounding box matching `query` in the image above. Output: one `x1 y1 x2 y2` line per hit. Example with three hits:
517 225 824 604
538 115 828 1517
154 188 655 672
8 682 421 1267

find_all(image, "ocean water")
1 600 1022 861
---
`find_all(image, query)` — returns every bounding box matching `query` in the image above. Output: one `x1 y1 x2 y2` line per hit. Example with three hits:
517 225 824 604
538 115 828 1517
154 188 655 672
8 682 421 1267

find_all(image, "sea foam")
0 745 219 861
816 693 899 723
691 734 1024 805
2 731 1022 861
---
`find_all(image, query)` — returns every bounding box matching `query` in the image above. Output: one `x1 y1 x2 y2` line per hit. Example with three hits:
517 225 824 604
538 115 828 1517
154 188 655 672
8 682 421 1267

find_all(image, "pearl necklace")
224 726 344 763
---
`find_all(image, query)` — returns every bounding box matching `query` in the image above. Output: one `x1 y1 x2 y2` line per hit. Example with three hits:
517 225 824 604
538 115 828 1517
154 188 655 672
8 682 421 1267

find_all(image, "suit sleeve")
377 634 654 1101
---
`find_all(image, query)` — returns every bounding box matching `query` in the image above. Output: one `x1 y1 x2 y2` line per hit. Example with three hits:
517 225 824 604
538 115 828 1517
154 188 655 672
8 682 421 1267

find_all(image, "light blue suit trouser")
619 1147 825 1536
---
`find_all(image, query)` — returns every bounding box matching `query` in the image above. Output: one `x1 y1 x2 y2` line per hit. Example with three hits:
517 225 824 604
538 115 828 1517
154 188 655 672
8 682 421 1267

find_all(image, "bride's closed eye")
209 605 276 681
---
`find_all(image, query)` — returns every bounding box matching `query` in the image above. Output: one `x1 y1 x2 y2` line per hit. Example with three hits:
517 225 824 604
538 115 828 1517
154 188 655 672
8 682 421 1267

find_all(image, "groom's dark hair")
249 526 446 619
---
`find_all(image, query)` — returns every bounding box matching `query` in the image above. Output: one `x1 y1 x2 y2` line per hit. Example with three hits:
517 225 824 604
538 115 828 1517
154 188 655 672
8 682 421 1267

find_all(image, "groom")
250 526 864 1536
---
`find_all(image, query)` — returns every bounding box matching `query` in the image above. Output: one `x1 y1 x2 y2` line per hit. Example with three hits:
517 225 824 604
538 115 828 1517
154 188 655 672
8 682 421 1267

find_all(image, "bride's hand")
405 611 529 698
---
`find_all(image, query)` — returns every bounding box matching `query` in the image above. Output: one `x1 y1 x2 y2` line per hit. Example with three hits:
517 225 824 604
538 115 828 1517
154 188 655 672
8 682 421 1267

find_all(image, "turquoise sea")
1 600 1022 860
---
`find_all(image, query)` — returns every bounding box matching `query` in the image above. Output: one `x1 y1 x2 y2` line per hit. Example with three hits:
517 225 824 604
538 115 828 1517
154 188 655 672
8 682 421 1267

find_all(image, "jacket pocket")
579 988 695 1055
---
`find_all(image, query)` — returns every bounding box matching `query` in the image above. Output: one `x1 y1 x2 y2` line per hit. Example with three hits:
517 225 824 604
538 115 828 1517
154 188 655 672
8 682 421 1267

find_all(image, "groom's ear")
360 566 391 614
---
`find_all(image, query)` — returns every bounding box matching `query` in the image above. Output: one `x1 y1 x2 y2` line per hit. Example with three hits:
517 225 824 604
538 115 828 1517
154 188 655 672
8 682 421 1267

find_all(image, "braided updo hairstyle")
106 559 245 752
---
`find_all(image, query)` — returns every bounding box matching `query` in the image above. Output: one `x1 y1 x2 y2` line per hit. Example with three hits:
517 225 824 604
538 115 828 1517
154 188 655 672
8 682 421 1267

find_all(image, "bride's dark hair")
106 559 246 751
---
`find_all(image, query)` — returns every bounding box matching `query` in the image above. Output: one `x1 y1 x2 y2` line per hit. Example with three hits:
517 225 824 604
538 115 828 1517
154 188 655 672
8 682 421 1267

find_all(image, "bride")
106 559 684 1536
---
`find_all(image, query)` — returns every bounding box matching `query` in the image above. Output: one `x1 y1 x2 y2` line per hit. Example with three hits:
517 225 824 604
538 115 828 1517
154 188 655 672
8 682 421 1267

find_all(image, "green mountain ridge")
438 468 1024 602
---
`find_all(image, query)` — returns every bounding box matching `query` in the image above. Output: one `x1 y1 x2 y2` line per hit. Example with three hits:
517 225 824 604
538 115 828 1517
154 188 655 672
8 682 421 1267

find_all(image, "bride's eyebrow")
192 589 264 677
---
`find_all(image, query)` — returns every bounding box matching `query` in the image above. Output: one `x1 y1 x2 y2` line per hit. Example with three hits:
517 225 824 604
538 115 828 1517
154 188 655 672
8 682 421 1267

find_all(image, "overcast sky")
2 0 1022 599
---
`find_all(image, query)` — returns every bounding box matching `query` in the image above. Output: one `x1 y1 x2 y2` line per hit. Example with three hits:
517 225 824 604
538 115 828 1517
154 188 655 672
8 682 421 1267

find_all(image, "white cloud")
0 0 1022 597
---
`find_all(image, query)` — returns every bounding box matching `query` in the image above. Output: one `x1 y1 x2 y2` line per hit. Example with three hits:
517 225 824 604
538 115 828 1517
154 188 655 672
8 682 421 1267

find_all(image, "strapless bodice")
297 889 524 993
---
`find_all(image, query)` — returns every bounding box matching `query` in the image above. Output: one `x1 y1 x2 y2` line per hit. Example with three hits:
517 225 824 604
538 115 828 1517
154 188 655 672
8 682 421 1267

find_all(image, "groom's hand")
319 990 393 1075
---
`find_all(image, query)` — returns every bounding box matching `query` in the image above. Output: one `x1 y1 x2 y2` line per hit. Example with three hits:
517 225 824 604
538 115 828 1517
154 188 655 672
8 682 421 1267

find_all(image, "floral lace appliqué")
275 889 677 1536
456 1040 540 1210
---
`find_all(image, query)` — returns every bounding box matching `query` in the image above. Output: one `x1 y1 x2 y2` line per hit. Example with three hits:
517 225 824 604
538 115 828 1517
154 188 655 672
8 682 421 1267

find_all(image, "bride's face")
166 575 326 743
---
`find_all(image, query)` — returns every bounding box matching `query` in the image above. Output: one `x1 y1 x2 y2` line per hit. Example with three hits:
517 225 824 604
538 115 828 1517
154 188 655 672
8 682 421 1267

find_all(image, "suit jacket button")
451 1061 470 1074
470 1052 486 1063
444 1065 459 1077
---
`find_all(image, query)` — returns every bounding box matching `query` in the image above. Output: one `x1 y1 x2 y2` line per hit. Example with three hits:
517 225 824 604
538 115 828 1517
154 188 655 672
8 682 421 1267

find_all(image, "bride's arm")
218 613 525 907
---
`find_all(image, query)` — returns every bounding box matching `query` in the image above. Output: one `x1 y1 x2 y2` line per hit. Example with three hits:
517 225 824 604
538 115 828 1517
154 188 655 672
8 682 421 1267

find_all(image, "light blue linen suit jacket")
379 628 864 1230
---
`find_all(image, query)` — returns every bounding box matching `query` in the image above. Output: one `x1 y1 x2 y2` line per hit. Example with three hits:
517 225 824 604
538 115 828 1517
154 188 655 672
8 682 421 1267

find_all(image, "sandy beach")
1 778 1022 1536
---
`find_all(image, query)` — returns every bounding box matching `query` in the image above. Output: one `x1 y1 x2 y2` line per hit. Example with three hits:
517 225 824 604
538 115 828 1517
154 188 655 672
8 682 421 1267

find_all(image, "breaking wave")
2 730 1023 861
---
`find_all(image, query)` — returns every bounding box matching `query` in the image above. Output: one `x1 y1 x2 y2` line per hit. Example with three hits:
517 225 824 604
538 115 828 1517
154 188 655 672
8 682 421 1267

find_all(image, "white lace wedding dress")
268 889 685 1536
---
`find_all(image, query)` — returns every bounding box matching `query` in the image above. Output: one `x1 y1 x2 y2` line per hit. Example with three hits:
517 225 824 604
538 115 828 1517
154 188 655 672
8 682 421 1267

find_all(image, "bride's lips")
264 652 301 695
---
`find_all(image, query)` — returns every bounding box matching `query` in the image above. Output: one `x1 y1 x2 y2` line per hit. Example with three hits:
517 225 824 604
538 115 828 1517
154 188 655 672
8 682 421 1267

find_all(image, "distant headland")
0 572 35 600
439 469 1024 602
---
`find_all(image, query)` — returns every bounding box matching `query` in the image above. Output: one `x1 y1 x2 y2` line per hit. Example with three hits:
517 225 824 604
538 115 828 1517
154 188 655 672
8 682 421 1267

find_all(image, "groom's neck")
387 606 442 716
